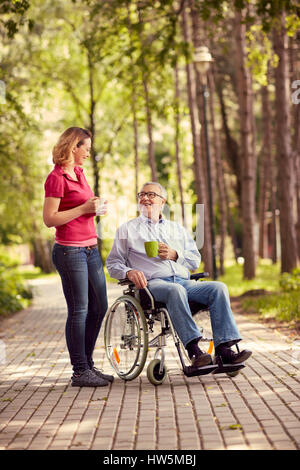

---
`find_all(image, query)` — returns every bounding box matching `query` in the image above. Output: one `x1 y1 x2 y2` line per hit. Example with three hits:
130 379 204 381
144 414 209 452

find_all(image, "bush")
279 268 300 292
242 291 300 322
0 249 33 317
242 268 300 323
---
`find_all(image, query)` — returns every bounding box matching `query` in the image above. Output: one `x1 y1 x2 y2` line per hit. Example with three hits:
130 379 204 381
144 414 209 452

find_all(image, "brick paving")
0 276 299 450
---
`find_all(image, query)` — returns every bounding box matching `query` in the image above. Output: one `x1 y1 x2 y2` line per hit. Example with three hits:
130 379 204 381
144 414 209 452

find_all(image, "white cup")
96 197 108 216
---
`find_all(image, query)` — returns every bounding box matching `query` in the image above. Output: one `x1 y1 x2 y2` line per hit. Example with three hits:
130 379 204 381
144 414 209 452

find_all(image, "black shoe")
91 367 114 383
71 369 109 387
216 346 252 365
191 350 212 368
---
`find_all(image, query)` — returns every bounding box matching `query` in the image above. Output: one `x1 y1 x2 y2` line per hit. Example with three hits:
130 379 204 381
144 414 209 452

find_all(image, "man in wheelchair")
106 182 252 369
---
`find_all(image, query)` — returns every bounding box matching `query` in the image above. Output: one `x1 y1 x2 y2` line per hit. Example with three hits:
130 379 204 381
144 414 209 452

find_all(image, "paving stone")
0 277 299 451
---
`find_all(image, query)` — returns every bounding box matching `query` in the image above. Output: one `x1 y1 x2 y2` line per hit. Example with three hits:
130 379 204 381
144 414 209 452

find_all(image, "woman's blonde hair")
52 127 92 166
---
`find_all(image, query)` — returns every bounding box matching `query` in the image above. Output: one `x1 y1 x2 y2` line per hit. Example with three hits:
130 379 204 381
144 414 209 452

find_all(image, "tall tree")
235 9 257 279
208 69 227 275
137 3 158 181
181 3 212 273
174 63 185 225
273 11 298 272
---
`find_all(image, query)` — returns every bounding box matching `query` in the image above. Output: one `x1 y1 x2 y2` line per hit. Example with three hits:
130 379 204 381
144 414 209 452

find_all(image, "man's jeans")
52 244 108 374
147 276 241 349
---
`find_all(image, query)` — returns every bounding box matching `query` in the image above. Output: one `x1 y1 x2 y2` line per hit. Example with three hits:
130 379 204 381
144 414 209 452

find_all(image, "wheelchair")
104 272 246 385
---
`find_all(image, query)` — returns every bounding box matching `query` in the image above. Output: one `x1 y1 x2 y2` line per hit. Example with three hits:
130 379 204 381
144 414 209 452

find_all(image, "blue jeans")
147 276 241 349
52 244 108 374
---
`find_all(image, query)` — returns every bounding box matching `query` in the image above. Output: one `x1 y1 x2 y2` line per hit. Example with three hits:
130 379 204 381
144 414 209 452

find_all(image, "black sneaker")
216 345 252 365
191 350 212 368
71 369 109 387
91 367 114 383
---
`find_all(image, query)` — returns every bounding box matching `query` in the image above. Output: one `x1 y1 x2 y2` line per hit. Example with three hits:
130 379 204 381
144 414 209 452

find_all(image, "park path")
0 275 299 450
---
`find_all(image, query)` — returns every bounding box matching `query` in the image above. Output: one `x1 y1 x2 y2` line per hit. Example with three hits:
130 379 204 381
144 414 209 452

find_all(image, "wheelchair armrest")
118 278 135 286
190 272 209 281
119 272 209 285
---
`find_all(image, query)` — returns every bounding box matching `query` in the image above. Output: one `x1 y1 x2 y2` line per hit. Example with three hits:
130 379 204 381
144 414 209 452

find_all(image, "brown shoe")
191 350 212 368
215 346 252 365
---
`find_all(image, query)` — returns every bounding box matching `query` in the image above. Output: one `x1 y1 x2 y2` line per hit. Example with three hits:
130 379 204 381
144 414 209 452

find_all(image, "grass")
218 259 280 297
17 265 57 280
241 291 300 323
198 260 300 324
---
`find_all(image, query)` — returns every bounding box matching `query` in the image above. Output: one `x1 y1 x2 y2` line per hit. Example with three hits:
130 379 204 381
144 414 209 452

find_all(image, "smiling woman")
42 126 113 388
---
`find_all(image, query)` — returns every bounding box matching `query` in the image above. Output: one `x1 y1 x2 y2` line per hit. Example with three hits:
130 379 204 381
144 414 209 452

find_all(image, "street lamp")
194 46 218 280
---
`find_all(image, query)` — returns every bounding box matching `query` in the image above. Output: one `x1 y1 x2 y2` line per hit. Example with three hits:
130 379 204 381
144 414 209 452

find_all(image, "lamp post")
194 46 218 280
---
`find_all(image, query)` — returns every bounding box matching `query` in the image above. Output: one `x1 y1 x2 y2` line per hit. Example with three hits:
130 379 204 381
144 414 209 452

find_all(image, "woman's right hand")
81 197 100 214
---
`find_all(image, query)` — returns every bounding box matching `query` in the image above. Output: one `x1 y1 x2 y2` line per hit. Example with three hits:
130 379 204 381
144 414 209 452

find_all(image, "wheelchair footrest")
212 356 245 375
183 364 218 377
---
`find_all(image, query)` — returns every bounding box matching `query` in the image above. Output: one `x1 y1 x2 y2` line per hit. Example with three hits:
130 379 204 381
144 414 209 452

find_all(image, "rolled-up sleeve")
175 225 201 271
106 224 132 280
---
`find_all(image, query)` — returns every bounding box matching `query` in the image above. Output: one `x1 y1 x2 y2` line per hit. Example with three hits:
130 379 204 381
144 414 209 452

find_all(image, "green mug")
144 241 159 257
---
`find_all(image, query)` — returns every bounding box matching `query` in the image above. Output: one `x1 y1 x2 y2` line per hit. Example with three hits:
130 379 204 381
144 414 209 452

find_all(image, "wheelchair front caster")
147 359 167 385
226 370 241 378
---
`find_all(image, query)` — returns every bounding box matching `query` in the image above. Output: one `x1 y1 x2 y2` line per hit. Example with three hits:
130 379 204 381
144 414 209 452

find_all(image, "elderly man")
106 182 252 368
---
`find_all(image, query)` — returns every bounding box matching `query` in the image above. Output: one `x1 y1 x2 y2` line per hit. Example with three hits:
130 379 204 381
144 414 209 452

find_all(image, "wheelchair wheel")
147 359 167 385
226 370 241 378
104 295 148 381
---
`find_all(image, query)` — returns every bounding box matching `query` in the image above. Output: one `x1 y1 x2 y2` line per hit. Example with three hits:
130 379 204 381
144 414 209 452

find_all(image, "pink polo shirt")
44 164 97 246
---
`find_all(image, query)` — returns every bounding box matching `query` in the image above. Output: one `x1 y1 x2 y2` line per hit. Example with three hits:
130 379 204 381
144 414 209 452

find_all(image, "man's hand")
127 270 148 289
158 242 178 261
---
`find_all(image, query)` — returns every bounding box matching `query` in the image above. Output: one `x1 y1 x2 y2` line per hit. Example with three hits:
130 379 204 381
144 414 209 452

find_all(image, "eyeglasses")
137 191 164 200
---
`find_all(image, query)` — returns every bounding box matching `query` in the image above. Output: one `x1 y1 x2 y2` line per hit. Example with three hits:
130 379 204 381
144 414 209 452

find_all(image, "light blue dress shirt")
106 214 201 281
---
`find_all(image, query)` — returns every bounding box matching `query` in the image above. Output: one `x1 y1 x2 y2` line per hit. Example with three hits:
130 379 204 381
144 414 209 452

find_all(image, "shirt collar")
138 213 165 225
54 164 83 176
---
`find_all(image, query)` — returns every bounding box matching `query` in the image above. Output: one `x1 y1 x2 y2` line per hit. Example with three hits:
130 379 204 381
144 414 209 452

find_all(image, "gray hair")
140 182 167 200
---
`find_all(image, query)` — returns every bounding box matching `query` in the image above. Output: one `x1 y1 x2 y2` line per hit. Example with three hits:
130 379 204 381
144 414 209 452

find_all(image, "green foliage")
0 0 33 38
279 268 300 292
242 291 300 323
1 0 299 281
193 0 300 32
218 260 280 297
0 248 33 317
246 25 278 86
241 267 300 323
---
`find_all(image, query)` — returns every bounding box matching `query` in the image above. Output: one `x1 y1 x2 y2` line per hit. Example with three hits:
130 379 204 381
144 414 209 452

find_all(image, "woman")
43 127 113 387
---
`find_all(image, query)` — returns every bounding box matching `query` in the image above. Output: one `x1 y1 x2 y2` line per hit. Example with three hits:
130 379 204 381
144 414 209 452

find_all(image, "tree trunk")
87 51 98 197
258 84 272 259
215 82 240 261
208 69 227 275
31 237 54 273
174 64 185 225
290 34 300 260
225 181 240 262
294 104 300 260
127 4 140 204
138 6 157 181
216 82 242 214
181 4 212 274
132 88 139 210
235 10 257 279
189 1 217 278
273 12 298 272
87 49 103 262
